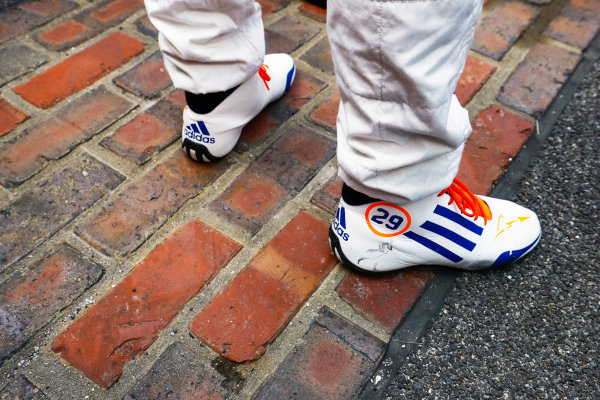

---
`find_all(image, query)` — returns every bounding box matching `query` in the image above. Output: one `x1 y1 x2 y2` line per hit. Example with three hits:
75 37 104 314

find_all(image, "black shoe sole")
182 138 224 163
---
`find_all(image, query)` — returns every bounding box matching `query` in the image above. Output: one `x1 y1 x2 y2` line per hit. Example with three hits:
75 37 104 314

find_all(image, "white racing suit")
144 0 483 205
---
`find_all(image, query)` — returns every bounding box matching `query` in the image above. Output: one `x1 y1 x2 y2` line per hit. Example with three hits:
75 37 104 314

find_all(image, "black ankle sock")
185 85 239 114
341 183 380 206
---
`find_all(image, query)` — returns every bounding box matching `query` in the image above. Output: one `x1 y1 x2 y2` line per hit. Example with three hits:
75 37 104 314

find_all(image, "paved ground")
381 56 600 400
0 0 598 399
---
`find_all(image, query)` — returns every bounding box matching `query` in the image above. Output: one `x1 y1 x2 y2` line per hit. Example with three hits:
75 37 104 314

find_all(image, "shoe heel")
328 226 372 273
182 138 224 163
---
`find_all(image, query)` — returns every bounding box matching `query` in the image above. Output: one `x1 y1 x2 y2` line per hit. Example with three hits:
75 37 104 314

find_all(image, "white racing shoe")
181 53 296 162
330 178 541 272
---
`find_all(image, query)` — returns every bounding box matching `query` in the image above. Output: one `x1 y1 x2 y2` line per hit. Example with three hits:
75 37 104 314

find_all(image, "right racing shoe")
181 53 296 162
329 178 541 272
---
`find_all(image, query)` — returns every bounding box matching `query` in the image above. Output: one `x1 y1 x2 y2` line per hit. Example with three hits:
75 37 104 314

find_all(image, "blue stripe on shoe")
404 231 463 263
433 205 484 236
284 65 295 94
491 233 541 267
421 221 477 251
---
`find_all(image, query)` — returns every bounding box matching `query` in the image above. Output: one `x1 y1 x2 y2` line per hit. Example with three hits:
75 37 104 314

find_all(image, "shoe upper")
182 53 296 161
332 180 541 271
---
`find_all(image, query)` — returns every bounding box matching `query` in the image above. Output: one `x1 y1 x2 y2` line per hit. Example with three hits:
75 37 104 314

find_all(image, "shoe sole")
182 138 224 163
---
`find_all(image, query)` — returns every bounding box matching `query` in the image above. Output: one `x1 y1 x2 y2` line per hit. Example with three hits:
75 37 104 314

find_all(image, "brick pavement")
0 0 597 398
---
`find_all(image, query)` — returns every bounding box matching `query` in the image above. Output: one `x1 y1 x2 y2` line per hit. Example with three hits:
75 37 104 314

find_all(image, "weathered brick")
497 43 581 118
114 52 172 98
299 2 327 23
53 220 241 387
0 375 49 399
100 113 175 164
135 15 157 39
236 69 327 152
254 308 385 400
90 0 142 23
14 32 144 109
457 105 535 195
543 0 600 49
213 126 335 235
189 212 336 362
0 44 47 85
300 36 334 74
0 86 133 187
308 91 340 132
455 55 496 106
0 98 28 137
76 152 231 255
37 19 89 50
124 343 231 400
0 154 124 268
0 0 76 43
265 15 320 54
311 176 343 214
19 0 76 17
472 0 541 60
337 268 433 333
0 245 102 363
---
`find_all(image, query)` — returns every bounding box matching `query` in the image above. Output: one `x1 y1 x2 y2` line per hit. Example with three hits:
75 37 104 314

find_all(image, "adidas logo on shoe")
333 206 350 241
183 121 215 144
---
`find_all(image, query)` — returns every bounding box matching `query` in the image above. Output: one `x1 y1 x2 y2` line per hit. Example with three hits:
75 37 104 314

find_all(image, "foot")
181 53 296 162
329 179 541 272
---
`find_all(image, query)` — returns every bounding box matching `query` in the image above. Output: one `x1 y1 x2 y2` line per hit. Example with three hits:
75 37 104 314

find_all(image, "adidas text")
333 220 349 241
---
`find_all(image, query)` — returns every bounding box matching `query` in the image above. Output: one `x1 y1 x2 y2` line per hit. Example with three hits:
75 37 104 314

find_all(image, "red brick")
257 0 277 15
472 1 541 60
165 89 186 108
299 2 327 23
0 86 133 187
0 0 76 42
124 343 231 399
14 32 144 109
100 114 175 164
0 154 124 269
455 55 496 106
337 268 433 333
543 0 600 49
189 212 336 362
311 176 343 214
214 126 334 235
497 43 580 118
0 245 102 362
0 98 28 137
114 52 172 98
38 19 88 48
255 309 384 400
265 15 320 54
224 174 287 219
309 91 340 131
91 0 143 23
76 152 231 255
300 36 334 74
457 105 535 195
236 112 279 151
54 220 241 387
19 0 75 17
250 126 335 191
76 199 156 256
